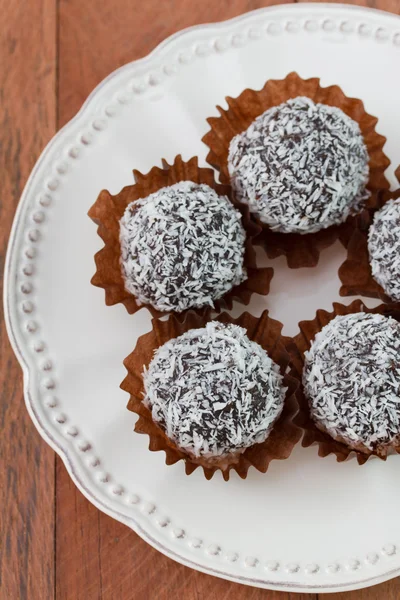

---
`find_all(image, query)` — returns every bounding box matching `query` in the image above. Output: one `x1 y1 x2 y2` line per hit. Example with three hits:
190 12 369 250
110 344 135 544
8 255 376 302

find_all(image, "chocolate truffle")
119 181 247 312
303 312 400 453
368 198 400 301
143 321 286 462
228 96 370 234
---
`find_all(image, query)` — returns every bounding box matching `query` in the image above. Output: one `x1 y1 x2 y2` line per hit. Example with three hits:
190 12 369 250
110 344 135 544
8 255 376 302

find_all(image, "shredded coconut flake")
143 321 286 459
368 198 400 301
303 312 400 450
119 181 247 312
228 97 370 234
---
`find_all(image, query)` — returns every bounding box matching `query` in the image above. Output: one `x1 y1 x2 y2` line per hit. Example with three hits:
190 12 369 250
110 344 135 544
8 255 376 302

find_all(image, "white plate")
5 3 400 594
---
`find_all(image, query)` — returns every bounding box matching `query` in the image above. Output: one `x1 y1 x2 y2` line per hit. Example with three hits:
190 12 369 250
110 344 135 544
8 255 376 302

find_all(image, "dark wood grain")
322 584 400 600
0 1 56 599
2 1 400 599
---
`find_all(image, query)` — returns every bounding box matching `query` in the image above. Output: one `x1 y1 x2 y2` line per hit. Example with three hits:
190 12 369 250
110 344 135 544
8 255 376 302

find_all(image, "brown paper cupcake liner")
88 155 273 318
202 72 390 268
339 169 400 301
121 309 301 481
289 300 400 464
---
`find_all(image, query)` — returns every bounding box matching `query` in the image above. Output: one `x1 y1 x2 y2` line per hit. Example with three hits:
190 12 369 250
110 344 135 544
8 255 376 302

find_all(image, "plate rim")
4 2 400 593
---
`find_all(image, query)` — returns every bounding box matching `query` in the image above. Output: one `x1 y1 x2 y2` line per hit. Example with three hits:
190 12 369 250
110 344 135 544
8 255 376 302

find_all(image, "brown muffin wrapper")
288 300 400 464
88 155 273 318
202 72 390 268
121 309 302 481
339 168 400 301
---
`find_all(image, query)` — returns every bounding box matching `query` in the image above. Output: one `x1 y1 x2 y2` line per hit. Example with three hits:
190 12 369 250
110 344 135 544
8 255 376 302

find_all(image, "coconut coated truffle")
303 312 400 453
119 181 247 312
228 97 370 234
368 198 400 301
143 321 286 460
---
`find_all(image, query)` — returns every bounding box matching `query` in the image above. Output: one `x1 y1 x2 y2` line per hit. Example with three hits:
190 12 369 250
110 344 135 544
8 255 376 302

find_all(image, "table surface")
2 0 400 598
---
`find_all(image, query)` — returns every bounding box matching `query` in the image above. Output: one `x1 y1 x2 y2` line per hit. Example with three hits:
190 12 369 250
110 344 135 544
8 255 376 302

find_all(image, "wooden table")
1 1 400 598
